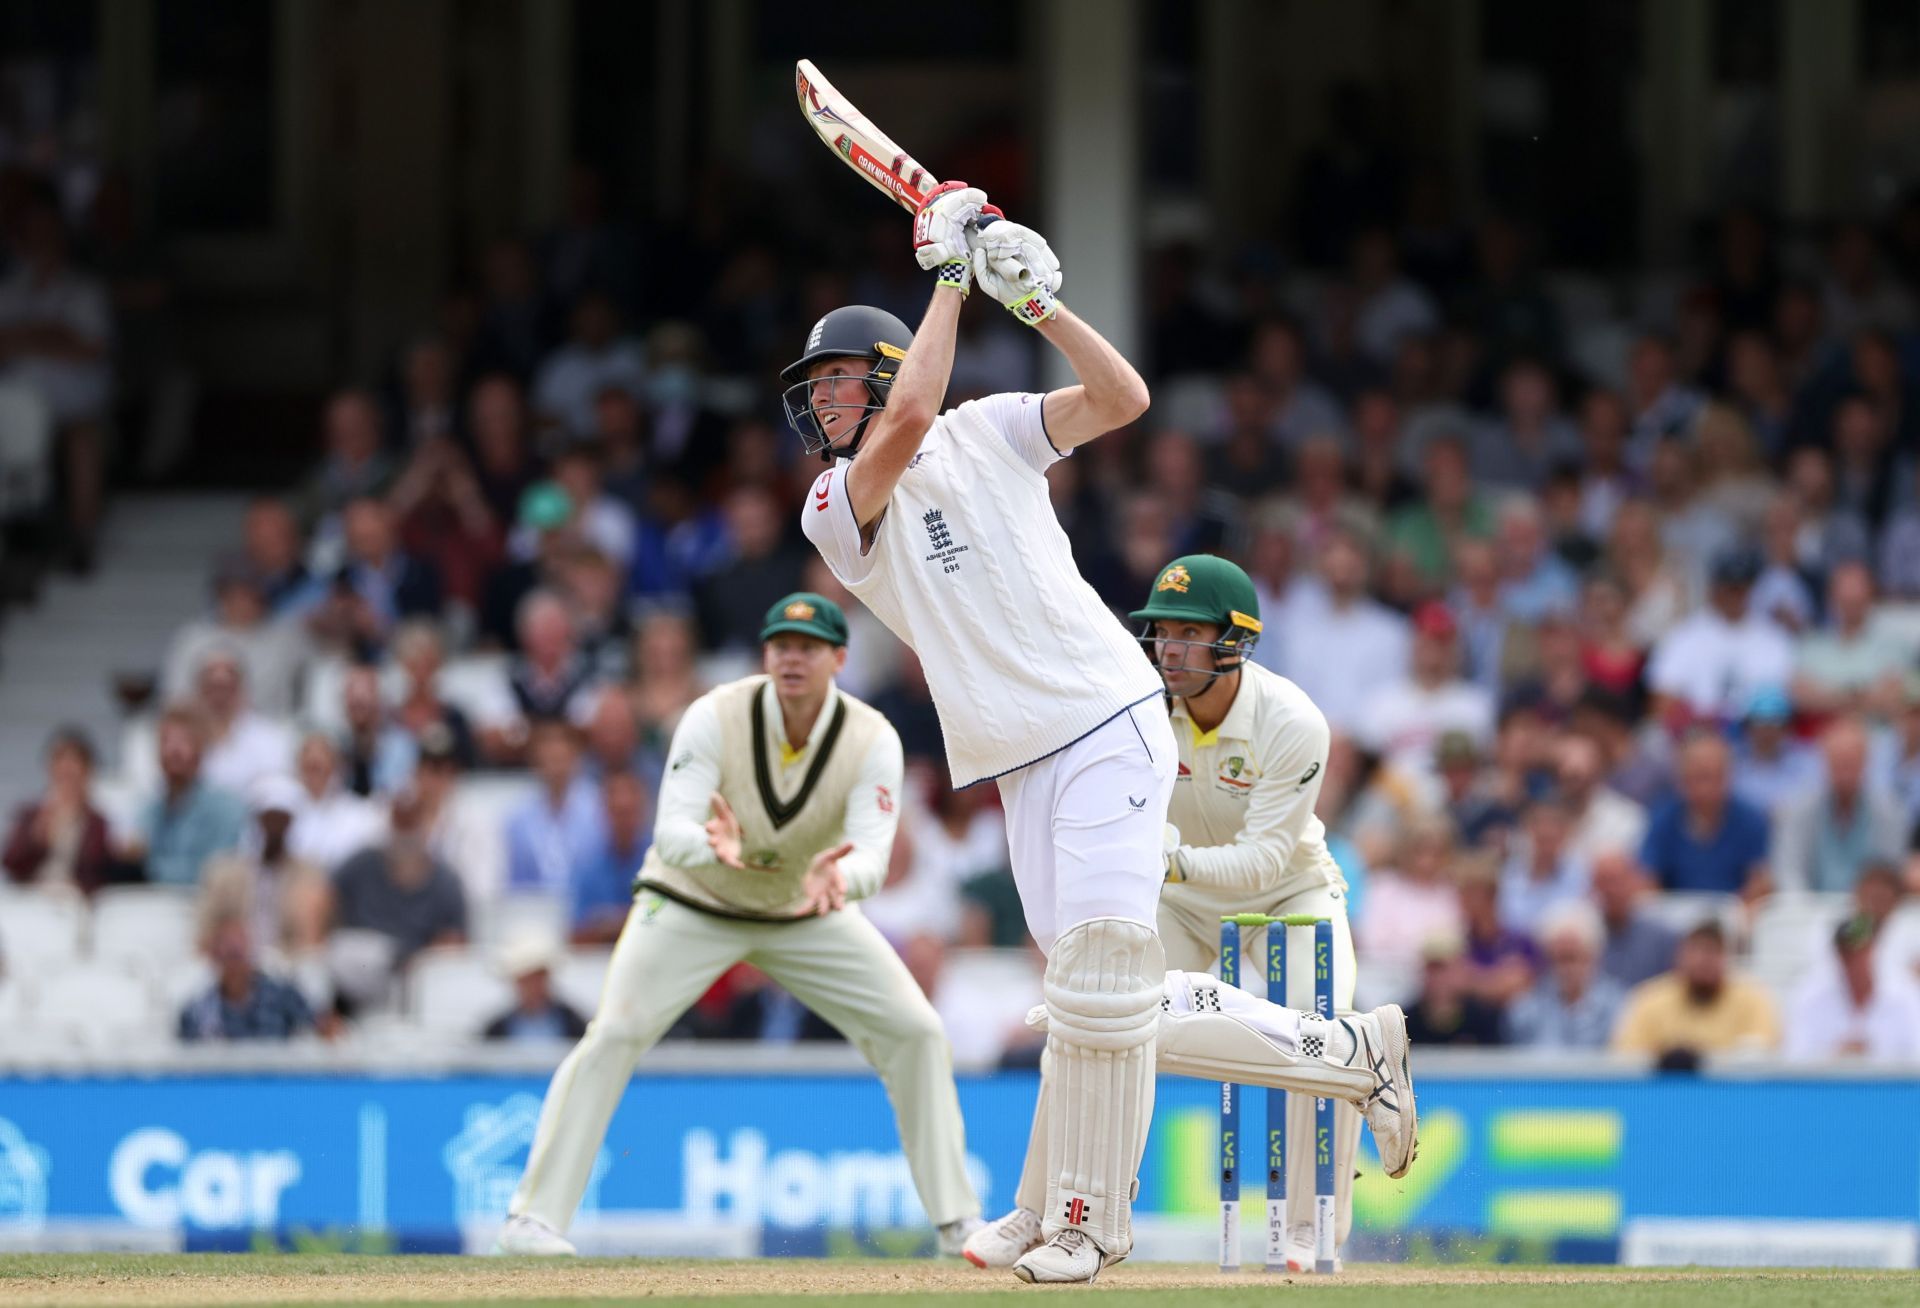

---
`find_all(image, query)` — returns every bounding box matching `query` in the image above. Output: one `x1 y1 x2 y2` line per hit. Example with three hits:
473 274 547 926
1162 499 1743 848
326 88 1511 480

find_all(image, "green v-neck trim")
752 690 847 829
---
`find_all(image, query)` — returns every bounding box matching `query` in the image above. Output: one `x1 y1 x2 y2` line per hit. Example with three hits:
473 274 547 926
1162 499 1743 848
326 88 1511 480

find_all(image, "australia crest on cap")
784 600 817 621
1157 564 1192 593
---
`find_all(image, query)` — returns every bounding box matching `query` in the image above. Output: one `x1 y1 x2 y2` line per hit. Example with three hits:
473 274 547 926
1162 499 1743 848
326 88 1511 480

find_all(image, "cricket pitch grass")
4 1255 1918 1308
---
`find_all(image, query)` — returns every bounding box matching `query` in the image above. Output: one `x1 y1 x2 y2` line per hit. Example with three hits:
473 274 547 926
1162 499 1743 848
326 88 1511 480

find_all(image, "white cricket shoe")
937 1216 985 1257
495 1214 577 1256
1011 1228 1117 1284
1285 1221 1343 1274
960 1207 1042 1267
1352 1004 1418 1179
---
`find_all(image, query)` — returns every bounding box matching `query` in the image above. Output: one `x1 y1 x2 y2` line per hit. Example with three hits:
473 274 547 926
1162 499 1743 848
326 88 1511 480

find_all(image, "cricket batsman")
787 183 1416 1283
497 592 983 1257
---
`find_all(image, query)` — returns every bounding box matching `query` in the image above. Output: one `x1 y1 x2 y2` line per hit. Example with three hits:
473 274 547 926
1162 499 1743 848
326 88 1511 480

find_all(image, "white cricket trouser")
994 703 1178 951
1161 879 1361 1247
509 895 980 1231
996 704 1176 1245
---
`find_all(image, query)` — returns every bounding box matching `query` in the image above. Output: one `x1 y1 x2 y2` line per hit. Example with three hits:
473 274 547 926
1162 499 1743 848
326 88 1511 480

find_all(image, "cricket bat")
795 58 997 229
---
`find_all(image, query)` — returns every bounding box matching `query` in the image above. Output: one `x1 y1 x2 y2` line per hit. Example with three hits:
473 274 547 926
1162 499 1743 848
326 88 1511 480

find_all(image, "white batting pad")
1042 917 1163 1254
1153 971 1375 1102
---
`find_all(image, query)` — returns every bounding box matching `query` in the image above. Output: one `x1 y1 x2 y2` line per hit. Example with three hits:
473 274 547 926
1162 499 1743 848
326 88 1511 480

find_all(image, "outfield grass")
0 1254 1915 1307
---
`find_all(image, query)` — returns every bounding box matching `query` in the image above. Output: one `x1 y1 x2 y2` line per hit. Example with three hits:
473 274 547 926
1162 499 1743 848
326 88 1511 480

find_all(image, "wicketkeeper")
498 592 983 1256
1142 554 1362 1270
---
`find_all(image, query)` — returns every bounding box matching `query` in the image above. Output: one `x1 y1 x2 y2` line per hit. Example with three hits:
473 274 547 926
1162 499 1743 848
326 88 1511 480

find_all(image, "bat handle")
976 203 1004 231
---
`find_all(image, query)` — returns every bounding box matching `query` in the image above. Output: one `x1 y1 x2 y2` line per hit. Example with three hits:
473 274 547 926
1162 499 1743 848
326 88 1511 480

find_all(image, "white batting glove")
913 181 988 293
970 219 1063 325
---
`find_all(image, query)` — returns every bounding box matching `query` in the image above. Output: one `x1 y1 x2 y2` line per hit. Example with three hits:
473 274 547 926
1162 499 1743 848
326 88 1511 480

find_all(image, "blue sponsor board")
0 1072 1914 1247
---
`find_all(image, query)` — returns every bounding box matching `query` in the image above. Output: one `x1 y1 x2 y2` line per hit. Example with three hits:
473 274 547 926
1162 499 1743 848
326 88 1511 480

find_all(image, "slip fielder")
788 183 1416 1283
497 592 982 1256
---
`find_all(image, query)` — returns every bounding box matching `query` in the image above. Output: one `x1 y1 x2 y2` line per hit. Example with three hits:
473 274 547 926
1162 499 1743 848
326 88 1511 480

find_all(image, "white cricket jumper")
802 392 1162 789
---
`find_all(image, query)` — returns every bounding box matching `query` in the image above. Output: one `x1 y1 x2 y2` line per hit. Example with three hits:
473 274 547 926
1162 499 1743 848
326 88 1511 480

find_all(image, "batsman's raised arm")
1034 307 1152 451
833 180 988 529
845 286 963 528
968 217 1149 450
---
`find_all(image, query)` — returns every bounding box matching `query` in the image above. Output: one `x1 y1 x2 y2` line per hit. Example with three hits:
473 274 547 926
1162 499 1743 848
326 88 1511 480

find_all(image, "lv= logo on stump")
1219 914 1340 1276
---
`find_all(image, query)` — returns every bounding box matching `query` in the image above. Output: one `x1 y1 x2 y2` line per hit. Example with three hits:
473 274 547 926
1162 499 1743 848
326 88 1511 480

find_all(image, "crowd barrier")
0 1051 1914 1266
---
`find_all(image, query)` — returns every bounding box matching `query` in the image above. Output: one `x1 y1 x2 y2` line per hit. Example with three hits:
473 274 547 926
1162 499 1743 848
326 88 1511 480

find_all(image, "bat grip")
976 203 1004 231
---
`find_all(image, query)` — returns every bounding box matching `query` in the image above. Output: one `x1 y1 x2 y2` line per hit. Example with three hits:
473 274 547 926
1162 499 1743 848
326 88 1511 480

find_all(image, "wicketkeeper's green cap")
759 592 849 647
1128 554 1263 634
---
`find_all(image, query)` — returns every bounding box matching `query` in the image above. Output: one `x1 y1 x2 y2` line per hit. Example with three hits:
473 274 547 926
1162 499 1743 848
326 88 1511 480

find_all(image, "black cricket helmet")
780 305 914 460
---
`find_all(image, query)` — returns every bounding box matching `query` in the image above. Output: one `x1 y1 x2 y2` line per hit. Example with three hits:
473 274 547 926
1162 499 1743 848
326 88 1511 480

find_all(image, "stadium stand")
0 73 1918 1075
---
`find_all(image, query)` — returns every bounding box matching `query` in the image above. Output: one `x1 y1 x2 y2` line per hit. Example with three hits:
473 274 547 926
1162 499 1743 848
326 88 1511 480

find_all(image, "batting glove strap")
934 257 972 295
1006 283 1058 326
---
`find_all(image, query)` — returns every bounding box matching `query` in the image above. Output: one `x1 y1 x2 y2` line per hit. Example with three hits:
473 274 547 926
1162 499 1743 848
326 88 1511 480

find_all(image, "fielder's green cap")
759 591 849 646
1128 554 1263 634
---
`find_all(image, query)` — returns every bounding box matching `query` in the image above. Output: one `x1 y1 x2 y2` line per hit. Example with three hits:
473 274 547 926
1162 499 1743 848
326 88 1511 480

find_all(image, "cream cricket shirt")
1162 660 1345 914
636 675 902 921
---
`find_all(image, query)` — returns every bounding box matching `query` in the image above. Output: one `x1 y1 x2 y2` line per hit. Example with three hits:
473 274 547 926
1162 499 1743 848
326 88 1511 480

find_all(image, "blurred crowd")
5 128 1920 1065
0 167 167 582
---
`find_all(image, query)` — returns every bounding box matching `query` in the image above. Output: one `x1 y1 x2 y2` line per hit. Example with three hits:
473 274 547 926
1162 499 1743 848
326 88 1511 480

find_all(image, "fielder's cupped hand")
705 791 746 869
912 181 988 271
801 841 854 915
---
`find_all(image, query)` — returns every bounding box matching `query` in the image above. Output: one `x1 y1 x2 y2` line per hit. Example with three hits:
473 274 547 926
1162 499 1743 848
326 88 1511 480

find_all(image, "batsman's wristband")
935 258 971 295
1006 283 1058 326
